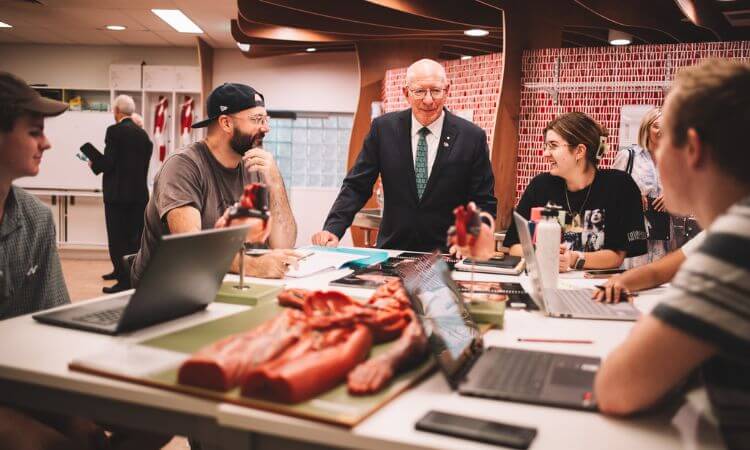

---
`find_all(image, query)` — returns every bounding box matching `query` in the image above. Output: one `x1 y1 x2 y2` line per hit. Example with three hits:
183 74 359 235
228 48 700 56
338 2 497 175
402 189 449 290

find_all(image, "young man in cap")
0 72 170 450
595 59 750 449
130 82 298 285
0 71 70 320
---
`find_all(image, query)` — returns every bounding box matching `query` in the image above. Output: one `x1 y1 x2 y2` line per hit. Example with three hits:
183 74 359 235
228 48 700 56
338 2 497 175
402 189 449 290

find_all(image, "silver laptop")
513 212 640 321
33 225 250 335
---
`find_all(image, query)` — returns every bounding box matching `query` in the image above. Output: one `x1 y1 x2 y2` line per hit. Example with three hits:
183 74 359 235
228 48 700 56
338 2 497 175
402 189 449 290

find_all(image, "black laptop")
398 256 601 411
33 225 250 335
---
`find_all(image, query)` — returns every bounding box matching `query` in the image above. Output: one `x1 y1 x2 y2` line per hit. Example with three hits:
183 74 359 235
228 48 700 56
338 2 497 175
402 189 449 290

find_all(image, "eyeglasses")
232 114 270 126
543 142 573 151
407 87 446 99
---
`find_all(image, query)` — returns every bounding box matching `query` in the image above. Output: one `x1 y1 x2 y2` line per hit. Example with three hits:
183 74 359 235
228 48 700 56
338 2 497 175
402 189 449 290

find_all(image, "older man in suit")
313 58 497 252
91 94 152 293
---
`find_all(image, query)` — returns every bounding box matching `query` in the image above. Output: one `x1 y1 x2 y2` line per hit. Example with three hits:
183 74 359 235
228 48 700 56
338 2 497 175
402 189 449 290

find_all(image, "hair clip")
597 136 609 160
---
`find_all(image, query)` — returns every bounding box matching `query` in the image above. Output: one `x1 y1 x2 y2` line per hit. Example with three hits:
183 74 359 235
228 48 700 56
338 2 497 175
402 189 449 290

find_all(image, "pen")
517 338 593 344
297 252 313 262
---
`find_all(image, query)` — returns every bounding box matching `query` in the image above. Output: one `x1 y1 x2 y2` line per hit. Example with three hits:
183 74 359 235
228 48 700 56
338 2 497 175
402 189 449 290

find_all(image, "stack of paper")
286 251 369 278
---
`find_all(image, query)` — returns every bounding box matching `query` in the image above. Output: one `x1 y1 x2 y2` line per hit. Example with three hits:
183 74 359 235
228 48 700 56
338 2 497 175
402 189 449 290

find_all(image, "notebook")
455 255 525 275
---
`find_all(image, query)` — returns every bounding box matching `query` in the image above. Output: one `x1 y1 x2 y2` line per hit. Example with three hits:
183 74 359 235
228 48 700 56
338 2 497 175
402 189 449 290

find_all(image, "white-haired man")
313 58 496 251
91 94 152 293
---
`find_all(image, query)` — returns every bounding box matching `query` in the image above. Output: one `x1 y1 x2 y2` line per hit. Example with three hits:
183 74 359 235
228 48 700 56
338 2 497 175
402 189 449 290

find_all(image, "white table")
0 251 724 450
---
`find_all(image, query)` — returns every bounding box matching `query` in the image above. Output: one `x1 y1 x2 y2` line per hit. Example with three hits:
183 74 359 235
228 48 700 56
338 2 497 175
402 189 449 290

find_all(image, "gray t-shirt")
131 141 245 286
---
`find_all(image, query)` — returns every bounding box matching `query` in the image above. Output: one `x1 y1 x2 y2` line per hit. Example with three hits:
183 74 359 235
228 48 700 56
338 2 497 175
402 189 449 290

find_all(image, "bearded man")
131 83 298 284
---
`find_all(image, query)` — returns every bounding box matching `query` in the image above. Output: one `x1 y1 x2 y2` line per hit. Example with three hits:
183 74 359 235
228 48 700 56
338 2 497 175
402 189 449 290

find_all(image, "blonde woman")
613 108 671 266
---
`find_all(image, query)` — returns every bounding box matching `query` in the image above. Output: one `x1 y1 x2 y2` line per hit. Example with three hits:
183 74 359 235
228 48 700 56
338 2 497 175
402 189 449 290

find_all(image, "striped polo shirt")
652 194 750 450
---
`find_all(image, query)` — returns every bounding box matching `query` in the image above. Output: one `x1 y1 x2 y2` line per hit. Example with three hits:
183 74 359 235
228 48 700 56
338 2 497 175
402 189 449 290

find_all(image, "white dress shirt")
410 111 445 178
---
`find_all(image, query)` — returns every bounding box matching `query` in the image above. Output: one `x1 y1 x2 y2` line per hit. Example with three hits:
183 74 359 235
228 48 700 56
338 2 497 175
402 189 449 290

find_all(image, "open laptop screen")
398 255 481 383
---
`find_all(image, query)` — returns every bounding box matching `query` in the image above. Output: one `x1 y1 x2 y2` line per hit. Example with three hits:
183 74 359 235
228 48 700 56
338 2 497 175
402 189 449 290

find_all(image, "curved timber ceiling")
234 0 503 59
233 0 750 58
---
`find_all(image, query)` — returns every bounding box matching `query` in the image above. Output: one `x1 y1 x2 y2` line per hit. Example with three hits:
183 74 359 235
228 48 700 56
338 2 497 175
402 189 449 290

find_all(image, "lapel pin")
443 142 449 147
447 136 451 140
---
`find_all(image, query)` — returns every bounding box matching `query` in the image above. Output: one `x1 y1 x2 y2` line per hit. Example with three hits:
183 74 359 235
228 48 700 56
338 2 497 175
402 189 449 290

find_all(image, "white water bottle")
536 206 561 289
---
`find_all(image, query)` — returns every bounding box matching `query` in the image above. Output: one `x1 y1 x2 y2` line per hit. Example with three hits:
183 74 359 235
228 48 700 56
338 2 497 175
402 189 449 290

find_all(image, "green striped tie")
416 127 429 199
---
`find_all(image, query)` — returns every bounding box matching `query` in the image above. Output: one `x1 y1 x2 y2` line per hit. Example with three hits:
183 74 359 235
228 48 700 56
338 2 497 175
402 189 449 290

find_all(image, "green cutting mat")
137 301 434 427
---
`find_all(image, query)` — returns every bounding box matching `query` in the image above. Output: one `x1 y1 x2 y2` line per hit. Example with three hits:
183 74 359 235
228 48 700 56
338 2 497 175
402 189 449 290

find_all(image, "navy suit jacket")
323 108 497 252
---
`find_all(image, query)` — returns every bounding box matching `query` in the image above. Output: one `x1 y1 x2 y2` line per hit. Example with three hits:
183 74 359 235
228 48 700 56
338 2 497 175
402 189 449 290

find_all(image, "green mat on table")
139 301 433 427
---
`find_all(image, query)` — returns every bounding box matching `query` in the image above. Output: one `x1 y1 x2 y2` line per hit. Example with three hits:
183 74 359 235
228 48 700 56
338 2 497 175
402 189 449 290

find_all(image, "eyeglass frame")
229 113 270 126
406 86 448 99
543 141 575 152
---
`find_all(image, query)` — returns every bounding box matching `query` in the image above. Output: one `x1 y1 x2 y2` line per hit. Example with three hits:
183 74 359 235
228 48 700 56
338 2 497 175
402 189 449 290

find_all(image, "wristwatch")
573 251 586 270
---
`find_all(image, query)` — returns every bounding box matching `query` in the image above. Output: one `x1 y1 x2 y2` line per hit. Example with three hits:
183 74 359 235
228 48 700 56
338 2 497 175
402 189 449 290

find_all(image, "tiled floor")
60 256 189 450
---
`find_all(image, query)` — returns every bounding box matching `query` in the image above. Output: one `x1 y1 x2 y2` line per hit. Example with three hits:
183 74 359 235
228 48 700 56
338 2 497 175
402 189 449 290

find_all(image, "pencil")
517 338 593 344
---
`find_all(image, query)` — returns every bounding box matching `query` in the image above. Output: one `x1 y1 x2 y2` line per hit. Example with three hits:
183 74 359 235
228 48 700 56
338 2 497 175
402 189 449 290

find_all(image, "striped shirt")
652 194 750 450
0 186 70 320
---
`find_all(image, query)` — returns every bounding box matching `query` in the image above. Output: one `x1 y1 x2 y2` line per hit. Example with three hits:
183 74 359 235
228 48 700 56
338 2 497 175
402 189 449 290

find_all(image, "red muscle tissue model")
178 280 427 403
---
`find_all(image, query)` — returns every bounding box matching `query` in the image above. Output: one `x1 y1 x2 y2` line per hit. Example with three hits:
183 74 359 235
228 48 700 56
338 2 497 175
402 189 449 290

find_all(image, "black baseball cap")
192 82 265 128
0 71 68 117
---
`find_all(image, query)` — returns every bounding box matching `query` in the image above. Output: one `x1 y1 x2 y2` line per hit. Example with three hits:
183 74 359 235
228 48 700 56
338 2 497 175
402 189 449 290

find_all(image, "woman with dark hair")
503 112 647 271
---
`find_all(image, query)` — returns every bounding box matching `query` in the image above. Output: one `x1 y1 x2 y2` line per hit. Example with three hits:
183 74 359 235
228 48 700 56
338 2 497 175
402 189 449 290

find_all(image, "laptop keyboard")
555 289 615 315
73 307 125 326
478 348 553 397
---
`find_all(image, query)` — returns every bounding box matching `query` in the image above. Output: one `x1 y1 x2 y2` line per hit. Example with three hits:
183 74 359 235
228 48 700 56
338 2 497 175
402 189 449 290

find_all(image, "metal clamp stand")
234 244 250 291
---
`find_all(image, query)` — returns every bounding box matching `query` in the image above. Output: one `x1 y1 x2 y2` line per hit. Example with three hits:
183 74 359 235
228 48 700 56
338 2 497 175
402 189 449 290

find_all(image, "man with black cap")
0 72 172 450
130 82 298 286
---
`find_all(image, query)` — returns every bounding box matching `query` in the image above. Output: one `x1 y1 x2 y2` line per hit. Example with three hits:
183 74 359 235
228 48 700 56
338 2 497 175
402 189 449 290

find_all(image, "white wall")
290 188 353 248
212 49 359 113
0 44 198 89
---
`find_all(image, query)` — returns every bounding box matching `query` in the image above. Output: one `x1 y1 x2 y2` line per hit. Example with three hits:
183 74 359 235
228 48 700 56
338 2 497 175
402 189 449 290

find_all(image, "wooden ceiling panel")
235 1 502 59
252 0 501 31
363 0 502 28
240 0 489 35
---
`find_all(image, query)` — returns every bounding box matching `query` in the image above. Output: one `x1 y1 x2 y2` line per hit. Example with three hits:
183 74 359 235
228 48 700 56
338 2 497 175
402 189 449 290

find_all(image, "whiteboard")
16 111 114 191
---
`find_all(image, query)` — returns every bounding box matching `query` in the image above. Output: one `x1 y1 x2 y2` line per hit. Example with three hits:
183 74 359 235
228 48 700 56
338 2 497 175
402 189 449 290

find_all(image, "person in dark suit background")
312 58 497 252
91 94 152 293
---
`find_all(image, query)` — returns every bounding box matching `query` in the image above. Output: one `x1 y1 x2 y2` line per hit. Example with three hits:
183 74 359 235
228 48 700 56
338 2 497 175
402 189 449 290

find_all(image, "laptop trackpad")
550 366 595 388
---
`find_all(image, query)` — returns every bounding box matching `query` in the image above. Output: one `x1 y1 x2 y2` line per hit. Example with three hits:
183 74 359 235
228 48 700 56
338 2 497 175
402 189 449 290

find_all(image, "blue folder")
306 246 389 269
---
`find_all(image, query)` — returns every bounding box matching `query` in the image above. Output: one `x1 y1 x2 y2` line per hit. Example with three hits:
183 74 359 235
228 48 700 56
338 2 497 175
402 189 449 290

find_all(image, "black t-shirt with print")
504 169 647 256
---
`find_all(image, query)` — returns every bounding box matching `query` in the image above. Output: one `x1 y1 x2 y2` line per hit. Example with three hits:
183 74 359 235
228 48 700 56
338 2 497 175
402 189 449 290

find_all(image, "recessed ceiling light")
461 55 472 60
106 25 126 31
306 47 317 52
237 42 250 52
464 29 489 37
608 29 632 46
0 21 12 28
151 9 203 34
